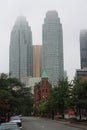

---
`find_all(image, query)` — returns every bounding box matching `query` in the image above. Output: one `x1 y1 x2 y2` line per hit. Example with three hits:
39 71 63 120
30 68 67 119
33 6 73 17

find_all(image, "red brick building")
81 76 87 81
34 71 52 103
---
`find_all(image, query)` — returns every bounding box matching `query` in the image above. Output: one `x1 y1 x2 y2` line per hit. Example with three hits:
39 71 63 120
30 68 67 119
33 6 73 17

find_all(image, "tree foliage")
71 78 87 120
46 78 71 118
0 73 33 116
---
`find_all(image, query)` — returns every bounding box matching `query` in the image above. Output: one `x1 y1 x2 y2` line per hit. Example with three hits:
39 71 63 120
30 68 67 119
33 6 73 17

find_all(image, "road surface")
22 116 83 130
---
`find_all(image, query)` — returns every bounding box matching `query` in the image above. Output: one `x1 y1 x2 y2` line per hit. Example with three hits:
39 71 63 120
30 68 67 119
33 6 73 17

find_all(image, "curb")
54 120 87 130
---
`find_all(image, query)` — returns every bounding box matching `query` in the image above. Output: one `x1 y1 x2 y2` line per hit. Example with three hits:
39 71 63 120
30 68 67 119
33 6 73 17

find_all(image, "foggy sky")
0 0 87 80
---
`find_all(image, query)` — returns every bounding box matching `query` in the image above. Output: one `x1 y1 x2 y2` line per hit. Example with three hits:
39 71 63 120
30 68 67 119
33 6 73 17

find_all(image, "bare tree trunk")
79 109 82 120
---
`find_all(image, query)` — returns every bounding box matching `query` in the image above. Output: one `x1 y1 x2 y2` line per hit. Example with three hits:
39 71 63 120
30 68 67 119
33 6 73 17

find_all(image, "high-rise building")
42 10 64 85
80 30 87 69
9 16 33 80
33 45 42 77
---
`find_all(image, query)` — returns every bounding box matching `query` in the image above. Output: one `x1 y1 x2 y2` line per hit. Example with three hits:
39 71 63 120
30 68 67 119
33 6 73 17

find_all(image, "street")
22 117 83 130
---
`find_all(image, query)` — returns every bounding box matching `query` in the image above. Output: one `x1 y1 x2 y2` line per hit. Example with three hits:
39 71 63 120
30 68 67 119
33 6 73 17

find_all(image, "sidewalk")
40 116 87 129
55 119 87 130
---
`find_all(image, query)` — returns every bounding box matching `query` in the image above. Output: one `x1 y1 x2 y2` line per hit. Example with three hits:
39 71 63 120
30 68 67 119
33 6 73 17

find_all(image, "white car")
10 116 22 129
0 122 20 130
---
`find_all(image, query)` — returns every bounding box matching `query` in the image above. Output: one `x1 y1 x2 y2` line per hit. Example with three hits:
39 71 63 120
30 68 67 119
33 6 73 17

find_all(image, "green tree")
47 78 71 118
0 73 33 116
71 78 87 120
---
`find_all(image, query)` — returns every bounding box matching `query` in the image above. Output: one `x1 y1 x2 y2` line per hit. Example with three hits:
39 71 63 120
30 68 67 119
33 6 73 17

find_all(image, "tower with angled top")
42 10 64 85
9 16 33 80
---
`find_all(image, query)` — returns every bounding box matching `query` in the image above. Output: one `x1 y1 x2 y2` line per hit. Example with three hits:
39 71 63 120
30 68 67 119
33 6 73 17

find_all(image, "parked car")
10 116 22 129
0 122 20 130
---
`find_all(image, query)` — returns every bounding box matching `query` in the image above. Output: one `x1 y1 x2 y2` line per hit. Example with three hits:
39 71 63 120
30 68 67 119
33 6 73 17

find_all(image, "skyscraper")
9 16 33 80
80 30 87 69
33 45 42 77
42 10 64 85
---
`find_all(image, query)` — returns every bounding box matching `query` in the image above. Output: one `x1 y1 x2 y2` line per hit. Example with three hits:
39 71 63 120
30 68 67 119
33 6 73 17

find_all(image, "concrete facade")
21 77 41 93
76 68 87 80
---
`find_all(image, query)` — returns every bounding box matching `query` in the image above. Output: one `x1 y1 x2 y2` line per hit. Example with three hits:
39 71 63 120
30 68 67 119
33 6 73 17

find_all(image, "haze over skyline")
0 0 87 80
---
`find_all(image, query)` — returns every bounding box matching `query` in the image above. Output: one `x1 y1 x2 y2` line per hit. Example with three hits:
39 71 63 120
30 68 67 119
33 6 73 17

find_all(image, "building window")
42 89 44 92
46 89 48 93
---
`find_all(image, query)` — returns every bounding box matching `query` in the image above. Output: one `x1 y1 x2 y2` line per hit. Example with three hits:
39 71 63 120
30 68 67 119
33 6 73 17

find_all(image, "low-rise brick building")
34 71 52 103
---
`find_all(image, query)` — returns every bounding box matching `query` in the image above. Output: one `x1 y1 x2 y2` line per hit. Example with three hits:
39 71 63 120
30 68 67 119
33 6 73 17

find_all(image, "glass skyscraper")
80 30 87 69
9 16 33 80
42 10 64 85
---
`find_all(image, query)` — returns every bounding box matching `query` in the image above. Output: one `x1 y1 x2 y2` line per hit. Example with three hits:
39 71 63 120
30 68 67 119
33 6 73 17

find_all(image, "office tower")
42 10 64 85
9 16 33 80
80 30 87 69
33 45 41 77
